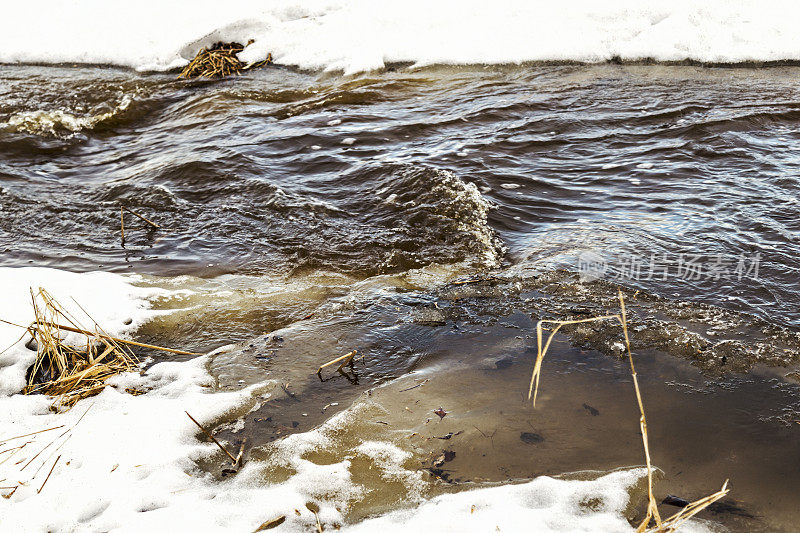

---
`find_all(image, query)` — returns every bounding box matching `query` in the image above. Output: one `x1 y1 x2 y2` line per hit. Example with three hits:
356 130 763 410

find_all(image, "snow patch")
347 468 712 532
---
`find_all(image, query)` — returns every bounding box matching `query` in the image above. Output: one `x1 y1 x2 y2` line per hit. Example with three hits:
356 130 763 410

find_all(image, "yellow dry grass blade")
650 481 730 532
528 290 728 532
316 350 357 375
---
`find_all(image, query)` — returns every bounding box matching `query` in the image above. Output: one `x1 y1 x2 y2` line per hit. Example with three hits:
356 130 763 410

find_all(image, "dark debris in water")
663 494 755 519
427 467 454 483
432 450 456 467
582 403 600 416
520 431 545 444
494 357 514 370
435 431 463 440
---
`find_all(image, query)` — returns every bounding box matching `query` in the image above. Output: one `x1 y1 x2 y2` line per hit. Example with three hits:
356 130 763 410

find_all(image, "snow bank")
1 1 800 74
0 358 275 532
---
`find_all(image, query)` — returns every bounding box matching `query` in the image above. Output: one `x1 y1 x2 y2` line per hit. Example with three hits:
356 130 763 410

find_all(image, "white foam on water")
2 1 800 73
1 96 133 137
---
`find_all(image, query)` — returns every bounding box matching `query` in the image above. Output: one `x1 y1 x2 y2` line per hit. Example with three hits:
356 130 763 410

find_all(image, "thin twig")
121 206 161 229
527 314 619 405
0 318 200 356
0 445 25 466
0 325 31 358
618 291 661 531
651 480 729 532
24 403 92 472
185 411 237 463
69 297 138 361
0 443 29 457
39 321 198 355
37 455 61 494
0 425 64 445
235 438 246 469
317 350 357 375
33 434 72 478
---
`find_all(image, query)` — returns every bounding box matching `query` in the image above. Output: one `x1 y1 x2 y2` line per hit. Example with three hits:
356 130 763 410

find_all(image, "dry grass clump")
1 288 199 410
22 289 138 409
179 42 272 79
528 290 729 532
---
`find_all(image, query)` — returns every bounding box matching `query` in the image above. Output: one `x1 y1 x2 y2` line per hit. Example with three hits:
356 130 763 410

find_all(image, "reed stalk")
528 290 729 532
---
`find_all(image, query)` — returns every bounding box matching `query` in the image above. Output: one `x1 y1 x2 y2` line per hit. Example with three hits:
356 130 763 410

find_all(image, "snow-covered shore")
0 267 693 532
2 1 799 74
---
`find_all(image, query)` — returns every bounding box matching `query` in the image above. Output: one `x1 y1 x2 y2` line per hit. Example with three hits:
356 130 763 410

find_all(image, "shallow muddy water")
2 63 800 531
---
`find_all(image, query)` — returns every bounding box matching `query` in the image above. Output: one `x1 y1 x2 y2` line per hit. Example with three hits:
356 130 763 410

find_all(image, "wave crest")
2 95 133 137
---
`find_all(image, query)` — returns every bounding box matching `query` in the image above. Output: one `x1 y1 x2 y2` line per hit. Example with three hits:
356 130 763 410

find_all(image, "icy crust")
2 1 800 73
0 389 658 533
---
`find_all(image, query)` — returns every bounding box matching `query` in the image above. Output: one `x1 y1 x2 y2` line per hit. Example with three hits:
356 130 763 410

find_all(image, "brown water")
3 63 800 531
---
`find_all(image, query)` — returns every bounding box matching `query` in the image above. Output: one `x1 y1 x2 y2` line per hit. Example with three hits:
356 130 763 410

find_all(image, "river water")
2 63 800 531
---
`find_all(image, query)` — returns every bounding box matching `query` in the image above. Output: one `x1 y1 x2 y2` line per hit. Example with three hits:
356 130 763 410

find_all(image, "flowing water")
2 63 800 531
